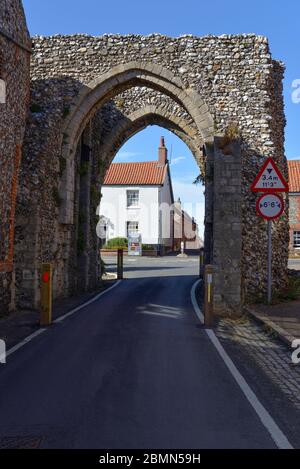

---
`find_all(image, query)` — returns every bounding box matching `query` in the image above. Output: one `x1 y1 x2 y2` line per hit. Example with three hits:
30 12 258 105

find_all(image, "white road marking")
53 280 121 322
6 329 46 358
191 281 204 323
5 281 122 358
190 279 293 450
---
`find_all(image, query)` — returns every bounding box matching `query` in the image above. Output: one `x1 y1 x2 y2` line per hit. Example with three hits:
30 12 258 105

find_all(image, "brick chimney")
158 136 168 166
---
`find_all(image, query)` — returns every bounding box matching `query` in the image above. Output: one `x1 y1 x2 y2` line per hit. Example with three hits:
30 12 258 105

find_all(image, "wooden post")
204 264 214 328
40 263 52 326
117 249 123 280
199 248 204 278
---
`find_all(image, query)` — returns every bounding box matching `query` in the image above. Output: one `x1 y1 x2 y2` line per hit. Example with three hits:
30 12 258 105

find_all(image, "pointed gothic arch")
59 62 214 224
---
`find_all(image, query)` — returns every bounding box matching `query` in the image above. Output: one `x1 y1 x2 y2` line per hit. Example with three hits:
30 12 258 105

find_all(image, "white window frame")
127 190 139 208
293 231 300 249
127 221 139 236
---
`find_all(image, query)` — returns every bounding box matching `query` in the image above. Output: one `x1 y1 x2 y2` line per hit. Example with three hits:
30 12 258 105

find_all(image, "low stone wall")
142 251 159 257
100 249 127 256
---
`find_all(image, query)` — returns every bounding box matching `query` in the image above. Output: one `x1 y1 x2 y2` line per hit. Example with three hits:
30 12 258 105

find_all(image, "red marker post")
40 263 52 326
252 158 288 304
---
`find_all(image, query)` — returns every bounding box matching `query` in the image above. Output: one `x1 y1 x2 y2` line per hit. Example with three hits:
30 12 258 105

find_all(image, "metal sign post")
267 220 272 304
255 192 285 304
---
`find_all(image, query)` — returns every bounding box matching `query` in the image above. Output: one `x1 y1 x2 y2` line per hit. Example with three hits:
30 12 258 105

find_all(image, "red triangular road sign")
251 157 289 192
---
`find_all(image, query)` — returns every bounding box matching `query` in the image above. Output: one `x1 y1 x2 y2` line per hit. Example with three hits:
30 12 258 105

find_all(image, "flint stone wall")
15 33 288 312
0 0 30 315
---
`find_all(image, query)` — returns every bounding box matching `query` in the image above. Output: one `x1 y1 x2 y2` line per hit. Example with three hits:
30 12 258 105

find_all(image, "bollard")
40 263 53 326
180 240 184 255
199 248 204 278
204 264 214 328
117 249 123 280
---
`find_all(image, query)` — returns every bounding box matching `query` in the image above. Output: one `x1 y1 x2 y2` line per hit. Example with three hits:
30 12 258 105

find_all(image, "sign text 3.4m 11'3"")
251 157 289 193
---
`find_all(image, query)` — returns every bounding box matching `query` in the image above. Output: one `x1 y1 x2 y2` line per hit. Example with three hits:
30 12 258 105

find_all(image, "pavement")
215 314 300 412
245 302 300 346
0 255 299 448
243 259 300 347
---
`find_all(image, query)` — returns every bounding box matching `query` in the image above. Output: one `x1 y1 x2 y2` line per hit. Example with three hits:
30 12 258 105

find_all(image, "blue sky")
22 0 300 233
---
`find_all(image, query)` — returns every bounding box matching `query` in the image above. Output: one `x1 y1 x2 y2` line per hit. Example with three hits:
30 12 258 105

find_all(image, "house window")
127 190 139 207
294 231 300 248
127 221 139 236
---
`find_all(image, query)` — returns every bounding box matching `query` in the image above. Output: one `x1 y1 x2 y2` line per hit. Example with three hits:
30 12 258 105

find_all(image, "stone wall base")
0 268 14 316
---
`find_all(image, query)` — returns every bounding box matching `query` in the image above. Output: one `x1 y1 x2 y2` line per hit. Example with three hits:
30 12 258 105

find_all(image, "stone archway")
14 33 289 316
59 62 214 225
99 105 204 167
59 74 213 299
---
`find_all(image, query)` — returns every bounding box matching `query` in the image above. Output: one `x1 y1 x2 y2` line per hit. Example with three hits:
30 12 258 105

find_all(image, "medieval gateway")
0 0 289 317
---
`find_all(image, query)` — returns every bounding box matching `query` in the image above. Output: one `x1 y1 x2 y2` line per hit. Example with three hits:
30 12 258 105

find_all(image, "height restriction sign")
251 157 288 193
256 193 284 220
251 157 287 305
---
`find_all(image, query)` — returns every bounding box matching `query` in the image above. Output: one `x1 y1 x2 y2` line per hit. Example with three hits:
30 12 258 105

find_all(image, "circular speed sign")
256 193 284 220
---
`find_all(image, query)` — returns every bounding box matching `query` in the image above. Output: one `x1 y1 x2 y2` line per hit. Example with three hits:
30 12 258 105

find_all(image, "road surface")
0 256 284 448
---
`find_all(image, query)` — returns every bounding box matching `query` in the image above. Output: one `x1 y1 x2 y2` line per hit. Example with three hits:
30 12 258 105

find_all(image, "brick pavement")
216 316 300 410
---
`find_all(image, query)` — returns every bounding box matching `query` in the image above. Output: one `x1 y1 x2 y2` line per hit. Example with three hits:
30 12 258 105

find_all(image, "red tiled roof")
288 160 300 192
103 161 167 185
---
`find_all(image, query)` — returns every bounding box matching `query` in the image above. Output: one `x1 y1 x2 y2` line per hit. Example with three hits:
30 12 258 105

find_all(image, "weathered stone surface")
8 32 288 313
0 0 31 315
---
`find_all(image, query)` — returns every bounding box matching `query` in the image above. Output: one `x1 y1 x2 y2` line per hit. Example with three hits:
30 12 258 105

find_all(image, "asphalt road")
0 256 281 448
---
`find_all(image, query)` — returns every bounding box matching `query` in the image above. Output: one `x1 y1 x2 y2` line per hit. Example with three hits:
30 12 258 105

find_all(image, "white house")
100 137 175 254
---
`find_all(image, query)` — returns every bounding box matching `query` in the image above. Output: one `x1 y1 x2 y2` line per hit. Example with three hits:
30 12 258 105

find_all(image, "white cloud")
170 156 186 165
292 79 300 104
